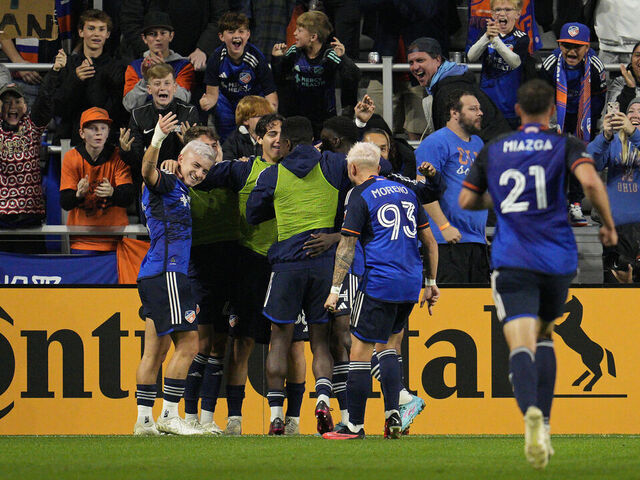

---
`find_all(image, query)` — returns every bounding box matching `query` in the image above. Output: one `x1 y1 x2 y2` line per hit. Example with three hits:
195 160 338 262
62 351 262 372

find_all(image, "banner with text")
0 0 58 40
0 287 636 435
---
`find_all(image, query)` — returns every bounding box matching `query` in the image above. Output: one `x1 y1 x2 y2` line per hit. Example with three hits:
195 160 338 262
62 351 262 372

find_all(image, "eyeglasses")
559 42 584 50
492 8 516 13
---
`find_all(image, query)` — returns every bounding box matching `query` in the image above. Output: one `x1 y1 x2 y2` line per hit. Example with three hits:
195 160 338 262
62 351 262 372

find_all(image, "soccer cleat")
333 421 347 432
225 416 242 435
384 412 402 439
569 203 588 227
545 423 555 459
322 424 365 440
524 406 549 469
315 400 334 434
200 421 223 435
399 395 426 433
268 417 285 435
284 417 300 435
157 415 206 435
133 417 160 436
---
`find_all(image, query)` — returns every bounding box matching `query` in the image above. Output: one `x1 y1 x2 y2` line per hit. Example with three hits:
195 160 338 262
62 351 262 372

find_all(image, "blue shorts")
138 272 199 336
350 291 414 344
491 268 575 323
334 273 360 316
263 266 332 325
188 242 241 333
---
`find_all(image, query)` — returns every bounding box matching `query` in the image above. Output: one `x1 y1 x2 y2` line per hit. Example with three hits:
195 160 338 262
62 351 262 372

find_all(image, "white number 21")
499 165 548 214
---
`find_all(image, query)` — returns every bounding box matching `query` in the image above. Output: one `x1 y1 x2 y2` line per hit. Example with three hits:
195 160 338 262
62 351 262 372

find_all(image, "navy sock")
535 339 556 422
267 390 285 407
226 384 246 417
136 384 156 407
285 381 305 417
200 356 224 412
163 377 185 403
347 361 371 426
378 349 402 413
398 356 405 386
370 351 381 382
509 347 538 415
315 376 332 400
184 353 208 414
332 362 349 411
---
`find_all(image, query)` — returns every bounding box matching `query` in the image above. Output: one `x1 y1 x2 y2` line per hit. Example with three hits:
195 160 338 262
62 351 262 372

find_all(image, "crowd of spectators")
1 0 639 283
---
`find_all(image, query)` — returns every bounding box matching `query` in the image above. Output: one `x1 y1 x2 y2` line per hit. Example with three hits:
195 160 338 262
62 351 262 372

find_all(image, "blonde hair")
235 95 275 125
490 0 522 10
296 11 333 45
144 63 174 82
347 142 380 169
181 140 217 165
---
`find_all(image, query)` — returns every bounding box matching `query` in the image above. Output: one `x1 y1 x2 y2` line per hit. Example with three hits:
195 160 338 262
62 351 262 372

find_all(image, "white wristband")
150 122 168 149
330 285 342 295
355 118 367 128
425 278 436 286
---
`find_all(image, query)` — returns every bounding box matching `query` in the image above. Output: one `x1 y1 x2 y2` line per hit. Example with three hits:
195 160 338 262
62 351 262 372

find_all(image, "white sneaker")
133 417 160 436
545 423 555 459
284 416 300 435
201 420 223 435
524 406 549 469
225 416 242 435
157 415 205 435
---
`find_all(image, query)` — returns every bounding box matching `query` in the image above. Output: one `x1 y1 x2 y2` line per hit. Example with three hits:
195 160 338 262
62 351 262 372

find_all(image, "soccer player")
416 89 489 284
459 79 617 468
133 113 217 436
323 142 440 440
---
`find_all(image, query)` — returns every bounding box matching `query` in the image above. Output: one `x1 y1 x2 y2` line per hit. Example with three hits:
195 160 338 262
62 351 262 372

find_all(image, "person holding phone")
606 41 640 116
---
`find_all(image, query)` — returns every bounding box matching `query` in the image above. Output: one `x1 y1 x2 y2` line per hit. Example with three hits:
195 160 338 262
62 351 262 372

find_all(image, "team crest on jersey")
180 194 190 207
185 310 196 323
313 66 324 75
568 26 579 37
239 71 252 84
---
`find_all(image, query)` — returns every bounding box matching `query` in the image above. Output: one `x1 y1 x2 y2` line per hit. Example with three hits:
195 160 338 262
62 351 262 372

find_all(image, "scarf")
555 51 591 141
428 61 468 95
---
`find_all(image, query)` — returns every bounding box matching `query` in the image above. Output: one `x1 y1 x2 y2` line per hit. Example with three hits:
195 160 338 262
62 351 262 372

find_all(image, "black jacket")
54 51 127 146
431 70 511 143
122 99 199 187
222 126 261 161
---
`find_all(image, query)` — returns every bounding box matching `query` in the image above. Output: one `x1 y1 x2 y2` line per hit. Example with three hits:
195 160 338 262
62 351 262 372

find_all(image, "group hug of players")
132 78 617 470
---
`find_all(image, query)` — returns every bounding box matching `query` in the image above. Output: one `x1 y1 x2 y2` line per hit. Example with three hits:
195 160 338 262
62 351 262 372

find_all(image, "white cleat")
225 416 242 435
157 415 206 435
524 406 549 470
133 417 160 436
201 421 223 435
284 417 300 435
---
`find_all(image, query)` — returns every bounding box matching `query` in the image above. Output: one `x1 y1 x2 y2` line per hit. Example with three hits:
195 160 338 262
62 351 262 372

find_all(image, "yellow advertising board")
0 0 58 40
0 287 637 435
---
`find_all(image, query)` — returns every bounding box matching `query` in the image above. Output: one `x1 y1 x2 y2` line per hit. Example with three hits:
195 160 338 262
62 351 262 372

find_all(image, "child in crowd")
60 107 134 254
123 11 194 112
272 10 359 139
467 0 530 128
222 95 275 160
200 12 278 141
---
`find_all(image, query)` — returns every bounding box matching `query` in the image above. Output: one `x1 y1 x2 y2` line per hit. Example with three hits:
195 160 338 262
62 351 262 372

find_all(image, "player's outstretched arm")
142 112 179 186
324 235 357 312
418 226 439 314
573 162 618 247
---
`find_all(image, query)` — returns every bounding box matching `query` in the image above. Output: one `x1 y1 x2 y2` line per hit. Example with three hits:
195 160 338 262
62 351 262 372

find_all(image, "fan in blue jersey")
200 12 278 141
460 79 617 468
416 89 489 284
133 112 217 437
323 142 440 440
467 0 530 129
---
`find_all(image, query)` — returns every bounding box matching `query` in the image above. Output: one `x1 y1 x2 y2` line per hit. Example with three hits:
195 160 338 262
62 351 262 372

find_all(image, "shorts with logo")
138 271 199 336
188 241 241 333
350 290 414 344
333 273 361 316
491 268 575 323
263 264 332 325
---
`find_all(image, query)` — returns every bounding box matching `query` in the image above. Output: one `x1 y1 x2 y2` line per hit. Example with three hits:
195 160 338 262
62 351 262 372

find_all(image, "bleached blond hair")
347 142 380 170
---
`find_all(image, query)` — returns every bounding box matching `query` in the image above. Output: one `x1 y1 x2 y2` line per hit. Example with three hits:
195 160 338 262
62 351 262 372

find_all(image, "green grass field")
2 436 640 480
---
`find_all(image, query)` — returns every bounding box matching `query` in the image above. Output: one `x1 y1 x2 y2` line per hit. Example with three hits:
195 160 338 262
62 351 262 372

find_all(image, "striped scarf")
555 51 591 141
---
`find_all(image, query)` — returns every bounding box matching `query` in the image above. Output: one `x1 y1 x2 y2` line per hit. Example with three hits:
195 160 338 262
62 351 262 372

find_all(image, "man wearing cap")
60 107 134 254
540 22 607 227
123 11 195 113
407 36 510 142
0 51 64 253
588 97 640 283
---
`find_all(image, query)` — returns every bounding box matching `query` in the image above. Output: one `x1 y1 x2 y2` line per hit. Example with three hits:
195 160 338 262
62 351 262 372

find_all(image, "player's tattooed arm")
332 235 357 288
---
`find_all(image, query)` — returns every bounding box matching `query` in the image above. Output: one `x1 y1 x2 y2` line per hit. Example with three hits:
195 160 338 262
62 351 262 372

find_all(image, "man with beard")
415 89 489 284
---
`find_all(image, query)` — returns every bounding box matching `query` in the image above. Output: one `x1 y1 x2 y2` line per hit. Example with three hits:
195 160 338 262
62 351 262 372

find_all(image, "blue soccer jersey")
479 28 529 120
463 124 595 275
138 170 193 279
415 127 487 244
204 43 276 105
342 176 429 303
